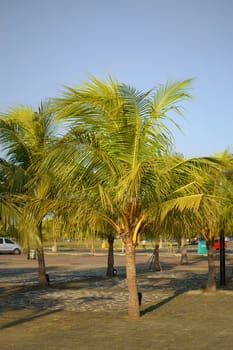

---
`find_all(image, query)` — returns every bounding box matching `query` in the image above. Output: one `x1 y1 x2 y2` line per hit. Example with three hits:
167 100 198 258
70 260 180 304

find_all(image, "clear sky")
1 0 233 158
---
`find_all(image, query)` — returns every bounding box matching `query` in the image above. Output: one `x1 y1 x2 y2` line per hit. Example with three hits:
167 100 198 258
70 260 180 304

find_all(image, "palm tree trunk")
206 238 216 292
106 234 115 277
125 241 140 319
180 238 188 265
36 222 47 288
159 236 163 249
151 244 161 271
90 238 95 255
52 214 60 252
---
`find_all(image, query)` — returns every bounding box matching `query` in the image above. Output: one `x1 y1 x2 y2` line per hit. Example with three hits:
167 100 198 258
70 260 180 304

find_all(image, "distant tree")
177 154 233 291
0 102 59 287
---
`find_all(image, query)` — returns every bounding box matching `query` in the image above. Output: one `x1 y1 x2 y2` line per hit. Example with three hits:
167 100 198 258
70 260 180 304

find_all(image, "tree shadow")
0 307 62 330
138 269 208 316
141 293 179 316
0 282 65 325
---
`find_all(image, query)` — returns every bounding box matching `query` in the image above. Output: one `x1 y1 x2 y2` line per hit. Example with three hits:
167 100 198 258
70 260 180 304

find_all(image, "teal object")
197 240 208 254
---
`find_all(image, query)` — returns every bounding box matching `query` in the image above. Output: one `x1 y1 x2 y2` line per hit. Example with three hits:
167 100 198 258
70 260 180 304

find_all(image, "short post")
138 292 142 306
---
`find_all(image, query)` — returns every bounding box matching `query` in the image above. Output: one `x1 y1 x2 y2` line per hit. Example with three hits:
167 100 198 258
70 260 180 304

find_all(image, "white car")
0 237 21 254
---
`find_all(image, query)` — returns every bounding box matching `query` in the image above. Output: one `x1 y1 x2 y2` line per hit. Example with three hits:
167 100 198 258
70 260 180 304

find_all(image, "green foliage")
1 77 233 246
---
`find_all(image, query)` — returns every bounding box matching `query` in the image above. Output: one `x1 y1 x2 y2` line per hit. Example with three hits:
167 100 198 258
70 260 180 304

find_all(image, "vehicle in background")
0 237 21 254
227 236 233 241
213 238 227 250
189 237 198 245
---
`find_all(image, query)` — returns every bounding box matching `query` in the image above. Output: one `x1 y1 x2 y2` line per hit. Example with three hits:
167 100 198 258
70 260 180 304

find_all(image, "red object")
214 239 227 250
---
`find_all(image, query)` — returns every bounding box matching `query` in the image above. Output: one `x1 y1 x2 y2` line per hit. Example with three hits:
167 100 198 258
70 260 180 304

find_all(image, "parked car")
213 238 227 250
0 237 21 254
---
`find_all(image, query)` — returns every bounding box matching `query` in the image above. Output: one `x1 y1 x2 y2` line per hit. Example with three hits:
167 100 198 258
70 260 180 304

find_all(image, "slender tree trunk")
150 244 161 271
106 234 115 277
37 222 47 288
176 238 182 253
180 238 188 265
159 236 163 249
206 238 216 292
52 239 58 252
125 241 140 319
168 240 173 253
90 238 95 255
52 214 60 252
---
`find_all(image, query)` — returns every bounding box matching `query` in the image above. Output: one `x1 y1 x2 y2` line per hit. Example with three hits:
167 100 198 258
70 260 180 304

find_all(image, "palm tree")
46 78 201 318
46 76 219 319
0 102 59 287
201 157 233 291
178 153 232 292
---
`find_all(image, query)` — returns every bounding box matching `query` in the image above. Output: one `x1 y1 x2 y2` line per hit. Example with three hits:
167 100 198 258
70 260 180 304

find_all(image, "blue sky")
1 0 233 158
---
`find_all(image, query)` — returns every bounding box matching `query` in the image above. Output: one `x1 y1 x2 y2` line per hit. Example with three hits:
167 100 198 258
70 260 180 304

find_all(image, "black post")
220 228 226 286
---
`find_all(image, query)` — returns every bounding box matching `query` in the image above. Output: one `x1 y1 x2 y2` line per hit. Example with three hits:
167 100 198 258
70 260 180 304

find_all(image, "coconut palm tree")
46 76 225 318
0 101 59 287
